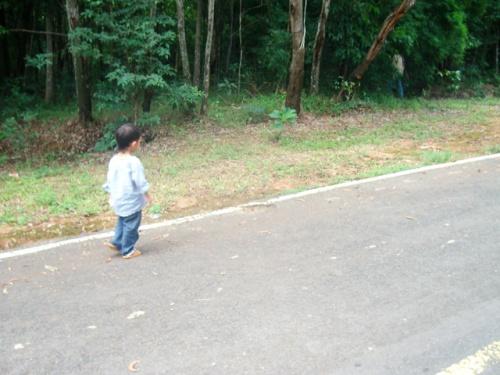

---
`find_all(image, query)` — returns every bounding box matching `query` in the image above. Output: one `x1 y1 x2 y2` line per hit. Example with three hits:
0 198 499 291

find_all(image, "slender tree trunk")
350 0 415 81
285 0 306 115
65 0 92 125
23 7 36 87
237 0 242 94
225 0 234 72
193 0 202 87
200 0 215 115
45 10 55 103
13 5 32 77
310 0 331 94
496 40 499 75
214 2 222 83
0 8 10 78
176 0 191 82
143 2 158 113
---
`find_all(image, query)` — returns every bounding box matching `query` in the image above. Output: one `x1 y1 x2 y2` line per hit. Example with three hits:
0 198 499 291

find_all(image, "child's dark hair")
115 123 141 150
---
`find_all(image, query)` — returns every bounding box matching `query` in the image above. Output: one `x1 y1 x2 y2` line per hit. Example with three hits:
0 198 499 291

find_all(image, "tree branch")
8 29 67 38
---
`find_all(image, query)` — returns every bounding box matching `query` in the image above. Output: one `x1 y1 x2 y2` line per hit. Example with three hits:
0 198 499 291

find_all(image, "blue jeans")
388 78 404 98
111 211 142 256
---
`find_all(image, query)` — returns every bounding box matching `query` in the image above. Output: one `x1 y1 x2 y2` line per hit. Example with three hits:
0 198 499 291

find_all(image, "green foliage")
437 70 463 93
333 77 359 101
94 122 118 152
166 84 203 114
93 116 129 152
269 107 297 129
255 29 290 87
0 0 498 138
243 105 267 124
25 53 53 70
268 107 297 142
0 117 25 152
80 0 176 112
217 79 238 95
398 0 469 92
137 113 161 127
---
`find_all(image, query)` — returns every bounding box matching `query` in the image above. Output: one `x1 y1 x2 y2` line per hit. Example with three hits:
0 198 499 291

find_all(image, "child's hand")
145 192 152 204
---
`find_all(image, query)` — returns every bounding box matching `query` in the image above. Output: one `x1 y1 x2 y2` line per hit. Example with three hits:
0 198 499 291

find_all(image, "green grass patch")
360 163 418 179
420 150 454 165
1 96 499 248
486 144 500 154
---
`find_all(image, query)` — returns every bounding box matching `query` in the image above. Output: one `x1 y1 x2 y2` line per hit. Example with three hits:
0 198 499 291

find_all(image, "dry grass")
1 97 499 249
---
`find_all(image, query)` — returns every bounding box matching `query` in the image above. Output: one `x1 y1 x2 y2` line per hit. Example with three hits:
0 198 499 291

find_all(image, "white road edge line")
435 340 500 375
2 153 500 261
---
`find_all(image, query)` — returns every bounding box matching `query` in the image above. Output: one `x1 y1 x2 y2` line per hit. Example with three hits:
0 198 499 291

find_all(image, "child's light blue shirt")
103 153 149 217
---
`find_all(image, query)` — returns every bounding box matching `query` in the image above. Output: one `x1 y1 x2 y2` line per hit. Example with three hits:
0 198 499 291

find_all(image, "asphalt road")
1 157 500 375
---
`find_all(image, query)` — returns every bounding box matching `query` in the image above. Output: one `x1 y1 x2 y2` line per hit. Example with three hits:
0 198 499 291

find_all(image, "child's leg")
111 216 124 251
121 211 142 256
397 79 404 98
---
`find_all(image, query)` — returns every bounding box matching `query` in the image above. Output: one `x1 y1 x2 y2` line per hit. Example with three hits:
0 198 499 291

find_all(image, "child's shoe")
122 249 142 259
104 241 120 253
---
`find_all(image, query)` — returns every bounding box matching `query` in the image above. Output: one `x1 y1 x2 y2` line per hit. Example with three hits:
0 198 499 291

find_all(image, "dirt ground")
2 102 500 250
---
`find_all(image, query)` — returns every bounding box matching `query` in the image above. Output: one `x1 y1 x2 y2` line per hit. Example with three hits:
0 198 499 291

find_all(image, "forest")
0 1 498 136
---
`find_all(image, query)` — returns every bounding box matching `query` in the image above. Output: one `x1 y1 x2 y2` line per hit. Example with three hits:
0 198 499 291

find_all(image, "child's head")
115 123 141 152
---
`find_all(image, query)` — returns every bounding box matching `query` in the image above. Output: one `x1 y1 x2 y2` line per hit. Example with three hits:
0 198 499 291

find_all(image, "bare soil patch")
1 101 499 251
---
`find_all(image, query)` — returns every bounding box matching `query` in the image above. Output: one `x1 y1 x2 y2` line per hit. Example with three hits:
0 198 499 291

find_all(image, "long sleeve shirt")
103 153 149 217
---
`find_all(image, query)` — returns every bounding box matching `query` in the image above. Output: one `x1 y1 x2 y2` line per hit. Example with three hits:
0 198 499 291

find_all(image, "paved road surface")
1 158 500 374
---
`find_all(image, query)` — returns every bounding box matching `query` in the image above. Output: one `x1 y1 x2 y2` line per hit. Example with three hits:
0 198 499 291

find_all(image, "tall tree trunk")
13 4 32 77
237 0 242 93
496 40 499 75
143 2 158 113
193 0 202 87
214 1 222 83
175 0 191 82
45 10 55 103
0 8 10 79
225 0 234 72
200 0 215 115
350 0 415 81
65 0 92 125
310 0 331 94
285 0 306 115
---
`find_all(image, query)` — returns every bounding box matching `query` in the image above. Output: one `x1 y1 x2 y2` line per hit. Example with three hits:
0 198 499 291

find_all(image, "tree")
88 0 175 119
193 0 202 88
44 2 55 103
310 0 331 94
143 1 158 113
225 0 234 72
237 0 242 93
175 0 191 82
285 0 306 115
65 0 92 124
0 7 10 79
350 0 416 81
200 0 215 115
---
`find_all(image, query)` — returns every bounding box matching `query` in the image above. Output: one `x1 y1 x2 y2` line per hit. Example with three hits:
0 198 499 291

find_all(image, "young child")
103 123 151 259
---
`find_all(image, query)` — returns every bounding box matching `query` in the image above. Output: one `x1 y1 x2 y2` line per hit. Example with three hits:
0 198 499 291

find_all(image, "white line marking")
436 341 500 375
1 153 500 261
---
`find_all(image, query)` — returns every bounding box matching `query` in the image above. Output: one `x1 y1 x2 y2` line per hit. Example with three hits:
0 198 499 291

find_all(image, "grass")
1 94 499 249
420 150 455 165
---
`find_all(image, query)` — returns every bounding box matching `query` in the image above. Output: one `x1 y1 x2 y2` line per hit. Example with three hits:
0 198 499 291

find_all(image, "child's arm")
102 170 111 193
131 158 150 196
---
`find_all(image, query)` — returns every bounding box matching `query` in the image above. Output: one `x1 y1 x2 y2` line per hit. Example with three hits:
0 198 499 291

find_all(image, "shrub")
268 107 297 142
166 84 203 115
243 105 267 124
